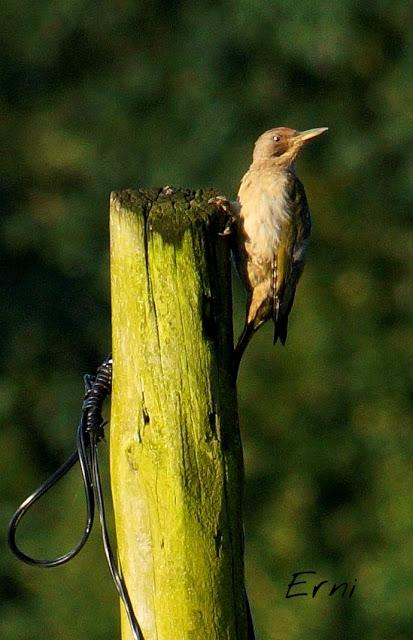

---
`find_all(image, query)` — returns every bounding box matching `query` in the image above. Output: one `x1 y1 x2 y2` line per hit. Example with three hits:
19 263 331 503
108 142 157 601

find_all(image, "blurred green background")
1 1 412 639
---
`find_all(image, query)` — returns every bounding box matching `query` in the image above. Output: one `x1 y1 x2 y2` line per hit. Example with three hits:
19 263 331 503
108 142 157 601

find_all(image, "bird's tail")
233 322 255 378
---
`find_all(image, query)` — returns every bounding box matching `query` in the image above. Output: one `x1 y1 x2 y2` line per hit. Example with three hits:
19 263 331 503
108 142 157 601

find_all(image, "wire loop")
7 354 143 640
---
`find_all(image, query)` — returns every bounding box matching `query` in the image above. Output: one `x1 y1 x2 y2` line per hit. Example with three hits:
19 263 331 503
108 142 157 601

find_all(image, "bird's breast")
237 170 291 265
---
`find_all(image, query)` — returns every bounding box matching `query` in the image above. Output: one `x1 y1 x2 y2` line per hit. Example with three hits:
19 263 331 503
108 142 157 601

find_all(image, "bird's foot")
208 196 236 236
208 195 232 213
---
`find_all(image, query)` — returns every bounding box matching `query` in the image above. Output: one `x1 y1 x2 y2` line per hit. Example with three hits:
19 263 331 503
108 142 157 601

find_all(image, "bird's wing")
273 175 311 344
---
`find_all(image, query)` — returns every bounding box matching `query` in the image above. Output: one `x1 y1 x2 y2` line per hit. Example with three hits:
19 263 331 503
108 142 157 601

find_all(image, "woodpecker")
212 126 328 375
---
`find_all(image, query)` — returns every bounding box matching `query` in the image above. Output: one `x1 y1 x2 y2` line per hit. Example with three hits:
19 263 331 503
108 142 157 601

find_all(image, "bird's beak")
294 127 328 144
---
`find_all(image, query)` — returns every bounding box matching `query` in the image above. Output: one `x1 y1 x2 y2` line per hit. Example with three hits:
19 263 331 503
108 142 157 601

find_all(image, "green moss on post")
109 188 249 640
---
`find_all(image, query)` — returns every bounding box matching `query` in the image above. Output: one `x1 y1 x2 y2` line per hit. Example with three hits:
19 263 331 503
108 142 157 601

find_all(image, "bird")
211 126 328 376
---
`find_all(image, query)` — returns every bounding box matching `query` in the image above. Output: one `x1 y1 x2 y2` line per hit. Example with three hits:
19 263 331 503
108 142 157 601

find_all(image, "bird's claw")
208 195 232 213
208 196 236 236
219 216 237 236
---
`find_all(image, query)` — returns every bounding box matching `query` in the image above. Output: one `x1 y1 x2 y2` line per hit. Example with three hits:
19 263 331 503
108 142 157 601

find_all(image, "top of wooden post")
110 187 227 244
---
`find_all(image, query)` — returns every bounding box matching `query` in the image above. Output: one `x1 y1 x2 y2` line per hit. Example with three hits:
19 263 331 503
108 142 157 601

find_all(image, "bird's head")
252 126 328 168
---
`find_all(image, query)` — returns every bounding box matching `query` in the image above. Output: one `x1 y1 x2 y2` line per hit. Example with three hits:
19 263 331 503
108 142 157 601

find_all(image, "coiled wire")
7 354 143 640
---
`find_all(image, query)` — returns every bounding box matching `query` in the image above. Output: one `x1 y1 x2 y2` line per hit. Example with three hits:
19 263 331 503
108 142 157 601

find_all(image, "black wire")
90 434 143 640
7 354 143 640
7 427 94 567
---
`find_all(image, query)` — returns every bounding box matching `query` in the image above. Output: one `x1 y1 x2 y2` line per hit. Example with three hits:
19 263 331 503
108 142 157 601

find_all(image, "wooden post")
109 188 249 639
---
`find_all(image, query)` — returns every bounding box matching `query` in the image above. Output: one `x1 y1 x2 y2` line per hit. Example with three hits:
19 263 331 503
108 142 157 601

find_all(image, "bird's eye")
273 135 280 142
